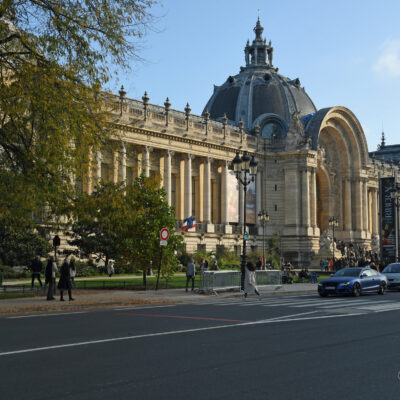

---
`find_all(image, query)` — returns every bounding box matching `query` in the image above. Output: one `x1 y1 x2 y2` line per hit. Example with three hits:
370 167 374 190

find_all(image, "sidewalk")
0 283 318 316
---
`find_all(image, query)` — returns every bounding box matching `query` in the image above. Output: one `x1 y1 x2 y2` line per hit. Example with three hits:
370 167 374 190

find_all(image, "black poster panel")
380 177 395 262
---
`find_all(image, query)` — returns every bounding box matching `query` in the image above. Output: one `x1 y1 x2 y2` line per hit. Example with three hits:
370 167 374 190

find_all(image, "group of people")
320 253 384 273
30 256 76 301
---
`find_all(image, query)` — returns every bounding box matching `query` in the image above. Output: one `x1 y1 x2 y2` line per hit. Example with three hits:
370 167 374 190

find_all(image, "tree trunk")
142 267 147 290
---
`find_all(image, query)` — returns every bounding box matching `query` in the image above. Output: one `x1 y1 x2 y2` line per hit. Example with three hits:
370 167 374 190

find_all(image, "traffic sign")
160 228 170 241
160 240 168 246
244 232 249 241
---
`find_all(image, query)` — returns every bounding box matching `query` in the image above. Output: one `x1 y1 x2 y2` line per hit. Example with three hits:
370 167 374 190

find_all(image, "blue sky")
108 0 400 152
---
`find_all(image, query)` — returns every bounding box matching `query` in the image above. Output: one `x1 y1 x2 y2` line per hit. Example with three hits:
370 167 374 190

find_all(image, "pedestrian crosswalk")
196 295 400 313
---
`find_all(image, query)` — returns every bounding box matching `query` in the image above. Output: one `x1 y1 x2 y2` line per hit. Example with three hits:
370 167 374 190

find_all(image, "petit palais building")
86 19 396 267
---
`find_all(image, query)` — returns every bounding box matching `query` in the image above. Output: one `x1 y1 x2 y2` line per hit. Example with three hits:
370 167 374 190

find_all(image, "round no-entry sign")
160 228 170 241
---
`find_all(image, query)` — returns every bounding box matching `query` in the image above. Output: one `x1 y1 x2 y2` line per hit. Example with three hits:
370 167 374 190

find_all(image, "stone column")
119 143 126 183
343 177 352 231
310 168 317 228
112 149 119 183
362 179 369 235
87 149 94 195
143 146 152 177
372 188 378 234
221 160 229 226
184 154 193 219
302 168 310 228
164 150 174 205
204 157 212 224
95 149 102 181
355 177 363 232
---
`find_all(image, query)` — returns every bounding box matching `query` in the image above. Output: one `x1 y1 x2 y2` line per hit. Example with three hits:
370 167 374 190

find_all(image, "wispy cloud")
373 39 400 78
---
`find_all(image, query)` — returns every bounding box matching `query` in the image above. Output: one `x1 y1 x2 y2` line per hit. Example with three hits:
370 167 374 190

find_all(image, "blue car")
318 267 387 297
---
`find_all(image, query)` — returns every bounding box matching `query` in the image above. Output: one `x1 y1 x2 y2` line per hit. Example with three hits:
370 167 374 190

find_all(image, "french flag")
182 216 197 231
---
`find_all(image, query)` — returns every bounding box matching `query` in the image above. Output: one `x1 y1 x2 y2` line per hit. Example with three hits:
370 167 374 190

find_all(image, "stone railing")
109 95 259 151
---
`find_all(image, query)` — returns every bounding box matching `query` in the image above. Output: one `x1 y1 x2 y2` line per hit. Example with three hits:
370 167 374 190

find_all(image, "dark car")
318 267 387 297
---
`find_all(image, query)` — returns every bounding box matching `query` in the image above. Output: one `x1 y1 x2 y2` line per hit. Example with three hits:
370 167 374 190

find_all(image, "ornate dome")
203 18 317 139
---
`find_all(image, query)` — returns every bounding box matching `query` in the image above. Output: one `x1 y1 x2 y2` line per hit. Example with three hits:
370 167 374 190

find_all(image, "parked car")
318 267 387 297
382 263 400 290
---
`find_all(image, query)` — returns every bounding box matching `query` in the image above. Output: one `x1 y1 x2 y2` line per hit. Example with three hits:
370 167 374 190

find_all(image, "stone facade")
84 19 399 266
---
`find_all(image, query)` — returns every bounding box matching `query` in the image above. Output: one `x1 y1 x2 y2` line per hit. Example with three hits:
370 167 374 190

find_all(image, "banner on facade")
246 180 256 224
227 170 239 223
380 177 395 261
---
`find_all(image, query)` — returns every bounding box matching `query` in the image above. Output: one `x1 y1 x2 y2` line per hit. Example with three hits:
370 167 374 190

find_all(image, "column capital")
166 150 175 157
144 145 153 153
186 153 195 160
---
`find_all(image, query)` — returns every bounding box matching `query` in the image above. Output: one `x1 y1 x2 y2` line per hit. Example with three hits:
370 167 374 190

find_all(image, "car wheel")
352 283 361 297
319 292 328 297
378 282 386 295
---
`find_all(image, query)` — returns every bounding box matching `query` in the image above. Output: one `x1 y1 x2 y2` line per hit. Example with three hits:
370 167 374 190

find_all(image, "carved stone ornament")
285 111 310 151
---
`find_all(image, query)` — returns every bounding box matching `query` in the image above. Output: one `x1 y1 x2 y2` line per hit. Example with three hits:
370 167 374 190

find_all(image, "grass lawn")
75 275 195 290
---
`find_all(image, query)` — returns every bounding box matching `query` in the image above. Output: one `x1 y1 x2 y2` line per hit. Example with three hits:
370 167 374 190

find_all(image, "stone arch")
306 106 369 172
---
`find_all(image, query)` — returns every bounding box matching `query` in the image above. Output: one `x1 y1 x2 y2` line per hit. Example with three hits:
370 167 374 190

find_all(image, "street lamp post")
390 184 400 261
328 217 339 262
258 210 269 269
232 151 258 290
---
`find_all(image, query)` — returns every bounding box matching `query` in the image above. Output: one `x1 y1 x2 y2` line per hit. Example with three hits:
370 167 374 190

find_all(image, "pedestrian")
58 258 74 301
200 259 208 273
211 259 219 271
69 257 77 287
45 256 58 300
244 261 261 298
185 258 196 292
256 257 263 270
30 255 43 287
107 260 115 278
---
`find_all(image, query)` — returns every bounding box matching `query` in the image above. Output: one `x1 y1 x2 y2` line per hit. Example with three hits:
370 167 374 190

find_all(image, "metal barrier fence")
199 270 281 294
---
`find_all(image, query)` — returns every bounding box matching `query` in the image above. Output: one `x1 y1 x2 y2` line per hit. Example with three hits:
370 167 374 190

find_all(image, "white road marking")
0 311 364 357
113 305 176 311
7 311 88 319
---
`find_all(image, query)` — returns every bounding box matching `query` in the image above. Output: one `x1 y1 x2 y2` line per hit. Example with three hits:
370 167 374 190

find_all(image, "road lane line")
0 312 365 357
7 311 89 319
118 312 250 322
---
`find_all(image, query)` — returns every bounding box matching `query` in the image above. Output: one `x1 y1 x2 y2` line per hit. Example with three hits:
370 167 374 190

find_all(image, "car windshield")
383 263 400 273
333 268 362 277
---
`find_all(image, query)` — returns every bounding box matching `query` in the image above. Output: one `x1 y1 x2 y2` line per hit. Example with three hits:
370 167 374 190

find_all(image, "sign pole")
156 245 163 291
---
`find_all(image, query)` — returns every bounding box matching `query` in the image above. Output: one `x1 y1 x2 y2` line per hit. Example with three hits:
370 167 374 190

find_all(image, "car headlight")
340 281 350 286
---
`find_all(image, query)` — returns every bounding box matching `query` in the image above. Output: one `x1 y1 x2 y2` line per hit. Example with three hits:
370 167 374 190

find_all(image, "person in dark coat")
58 258 74 301
30 256 43 287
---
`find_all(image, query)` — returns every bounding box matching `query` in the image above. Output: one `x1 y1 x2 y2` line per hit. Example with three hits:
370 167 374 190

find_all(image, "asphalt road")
1 292 400 400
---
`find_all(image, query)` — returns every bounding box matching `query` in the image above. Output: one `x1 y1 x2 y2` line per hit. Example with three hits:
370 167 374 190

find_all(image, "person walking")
58 258 74 301
69 257 77 287
244 261 261 299
45 256 58 300
30 255 43 287
185 259 196 292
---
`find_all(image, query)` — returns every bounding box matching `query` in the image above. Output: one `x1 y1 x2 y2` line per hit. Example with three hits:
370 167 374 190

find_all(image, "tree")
68 175 182 286
67 181 130 270
120 174 183 288
0 227 52 266
0 1 157 233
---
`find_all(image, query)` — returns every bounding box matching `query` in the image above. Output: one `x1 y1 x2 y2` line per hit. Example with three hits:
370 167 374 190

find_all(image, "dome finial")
381 128 386 148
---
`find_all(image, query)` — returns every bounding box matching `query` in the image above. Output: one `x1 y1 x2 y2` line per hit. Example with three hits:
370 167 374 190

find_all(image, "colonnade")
86 143 264 233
